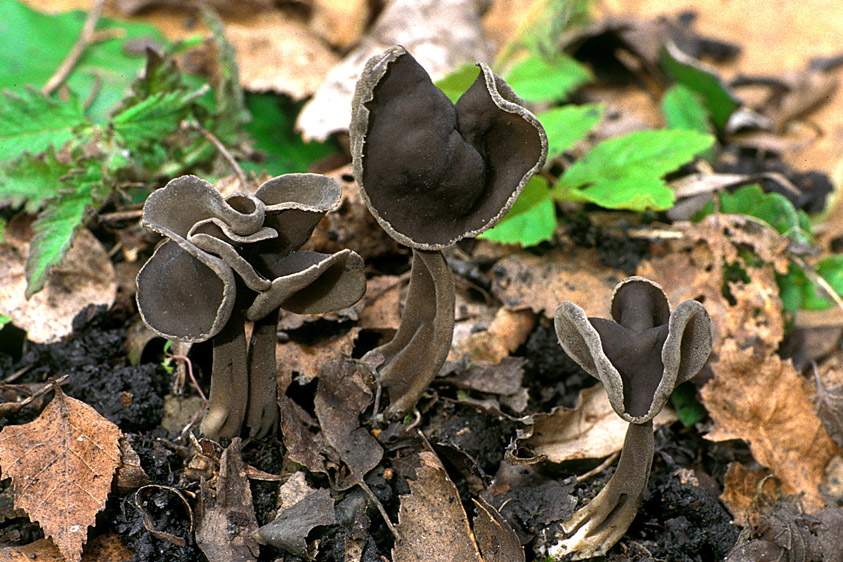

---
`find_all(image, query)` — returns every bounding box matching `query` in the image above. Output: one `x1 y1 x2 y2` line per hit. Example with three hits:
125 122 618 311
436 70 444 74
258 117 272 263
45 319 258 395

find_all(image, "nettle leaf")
0 89 88 162
242 93 335 176
0 1 165 122
111 89 202 145
661 84 712 133
479 175 556 246
25 166 109 297
435 63 480 103
0 147 72 212
555 129 715 211
661 43 740 130
505 53 593 103
538 104 603 157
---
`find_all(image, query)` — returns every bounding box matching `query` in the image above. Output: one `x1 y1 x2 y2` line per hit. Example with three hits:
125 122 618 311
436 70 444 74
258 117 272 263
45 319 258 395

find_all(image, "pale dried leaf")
393 451 482 562
226 11 340 99
703 341 842 511
522 384 677 463
297 0 493 141
0 388 122 562
451 307 537 363
310 0 370 49
357 274 403 332
0 228 116 343
491 247 624 318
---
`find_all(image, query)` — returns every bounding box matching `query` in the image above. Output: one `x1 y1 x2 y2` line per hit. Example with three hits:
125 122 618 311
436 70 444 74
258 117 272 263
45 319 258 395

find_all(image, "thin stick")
42 0 105 95
170 354 206 402
575 450 620 483
181 121 249 190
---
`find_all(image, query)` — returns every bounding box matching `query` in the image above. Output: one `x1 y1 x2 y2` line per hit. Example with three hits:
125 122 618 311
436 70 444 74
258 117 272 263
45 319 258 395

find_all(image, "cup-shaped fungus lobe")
554 276 712 424
350 45 548 250
136 174 366 439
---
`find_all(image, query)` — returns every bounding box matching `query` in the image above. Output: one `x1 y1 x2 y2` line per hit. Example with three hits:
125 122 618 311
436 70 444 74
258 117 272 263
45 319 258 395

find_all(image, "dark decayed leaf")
313 355 382 490
195 438 260 562
815 372 843 449
257 471 336 557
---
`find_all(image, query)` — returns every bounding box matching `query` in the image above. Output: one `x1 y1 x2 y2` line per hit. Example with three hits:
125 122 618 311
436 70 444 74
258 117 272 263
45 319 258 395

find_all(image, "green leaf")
661 84 712 133
671 382 707 427
479 175 556 246
111 89 202 145
0 1 166 122
0 89 88 162
0 147 72 212
537 104 603 157
242 93 335 176
719 184 813 246
434 64 480 103
554 129 715 211
0 314 10 329
504 53 593 103
25 166 109 297
661 44 740 130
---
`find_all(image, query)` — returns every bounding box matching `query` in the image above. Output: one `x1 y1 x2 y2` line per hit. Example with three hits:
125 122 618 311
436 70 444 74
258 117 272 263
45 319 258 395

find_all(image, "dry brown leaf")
393 451 483 562
472 497 525 562
357 275 403 332
638 215 786 353
703 340 842 511
276 327 359 387
296 0 493 141
719 462 775 527
0 388 122 562
0 227 116 343
491 246 624 318
520 384 677 463
0 539 64 562
81 534 133 561
451 307 537 363
309 0 369 49
195 438 260 562
225 11 340 99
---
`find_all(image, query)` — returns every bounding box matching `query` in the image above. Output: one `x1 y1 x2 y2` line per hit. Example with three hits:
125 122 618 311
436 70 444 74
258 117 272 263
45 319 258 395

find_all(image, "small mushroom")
350 45 547 416
137 175 366 440
548 276 712 560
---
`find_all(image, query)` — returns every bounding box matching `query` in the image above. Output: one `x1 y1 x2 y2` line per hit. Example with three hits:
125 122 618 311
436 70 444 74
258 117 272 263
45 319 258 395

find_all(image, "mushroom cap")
136 173 365 342
554 276 713 424
350 45 548 250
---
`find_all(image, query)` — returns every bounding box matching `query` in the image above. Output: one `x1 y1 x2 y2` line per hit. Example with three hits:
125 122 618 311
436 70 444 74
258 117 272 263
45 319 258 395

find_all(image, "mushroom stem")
366 249 455 417
201 308 249 440
549 420 655 560
246 309 280 438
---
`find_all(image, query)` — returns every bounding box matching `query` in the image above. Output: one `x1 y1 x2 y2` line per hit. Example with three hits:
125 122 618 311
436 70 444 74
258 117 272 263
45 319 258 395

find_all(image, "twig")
42 0 105 95
169 354 206 402
359 479 400 540
181 121 249 190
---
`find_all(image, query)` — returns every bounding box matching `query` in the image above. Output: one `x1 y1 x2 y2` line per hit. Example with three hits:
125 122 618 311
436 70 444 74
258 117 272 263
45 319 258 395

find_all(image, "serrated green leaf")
241 93 335 176
0 148 72 212
537 104 603 157
0 89 88 162
0 1 166 122
479 175 556 246
111 90 201 144
719 184 813 246
25 167 108 297
435 64 480 103
555 129 715 211
505 53 593 103
661 43 739 130
661 84 712 133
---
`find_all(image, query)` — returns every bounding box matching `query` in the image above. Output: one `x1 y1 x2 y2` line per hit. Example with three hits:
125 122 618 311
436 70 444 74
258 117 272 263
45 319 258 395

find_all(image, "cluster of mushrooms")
135 45 713 559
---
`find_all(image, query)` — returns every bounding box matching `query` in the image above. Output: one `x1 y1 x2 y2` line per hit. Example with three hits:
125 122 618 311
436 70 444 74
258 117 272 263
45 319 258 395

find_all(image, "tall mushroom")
549 276 712 559
136 175 366 440
350 45 547 417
